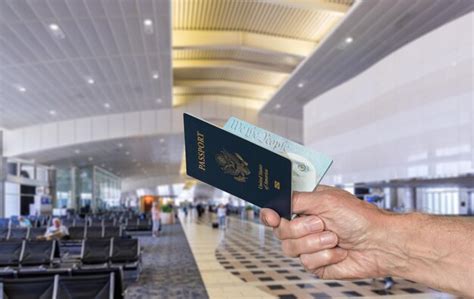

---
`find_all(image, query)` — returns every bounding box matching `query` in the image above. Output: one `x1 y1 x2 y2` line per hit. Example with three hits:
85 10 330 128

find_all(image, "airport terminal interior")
0 0 473 298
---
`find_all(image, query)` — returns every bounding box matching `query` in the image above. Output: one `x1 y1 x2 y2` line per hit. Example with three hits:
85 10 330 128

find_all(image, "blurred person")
217 204 227 229
151 202 161 237
18 216 32 228
40 218 69 240
260 185 474 297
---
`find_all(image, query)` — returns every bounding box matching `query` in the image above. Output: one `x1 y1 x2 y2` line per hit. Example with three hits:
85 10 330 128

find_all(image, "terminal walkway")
178 212 454 299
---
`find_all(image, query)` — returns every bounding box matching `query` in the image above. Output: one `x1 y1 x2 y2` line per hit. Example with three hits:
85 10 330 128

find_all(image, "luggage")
212 222 219 229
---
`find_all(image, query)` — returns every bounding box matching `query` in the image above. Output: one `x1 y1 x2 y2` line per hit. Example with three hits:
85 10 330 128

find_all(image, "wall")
304 13 473 185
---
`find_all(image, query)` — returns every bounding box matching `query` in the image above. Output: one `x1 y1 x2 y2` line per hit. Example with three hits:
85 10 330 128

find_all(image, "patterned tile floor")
125 220 208 299
188 212 456 299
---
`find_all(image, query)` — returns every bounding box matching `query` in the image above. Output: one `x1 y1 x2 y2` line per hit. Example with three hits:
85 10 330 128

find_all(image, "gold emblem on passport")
215 150 251 182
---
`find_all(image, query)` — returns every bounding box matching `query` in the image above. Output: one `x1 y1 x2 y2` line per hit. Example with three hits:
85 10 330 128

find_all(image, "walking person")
217 204 227 229
151 202 161 237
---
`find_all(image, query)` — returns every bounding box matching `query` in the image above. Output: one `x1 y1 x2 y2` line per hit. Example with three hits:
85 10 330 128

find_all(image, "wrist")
371 212 423 277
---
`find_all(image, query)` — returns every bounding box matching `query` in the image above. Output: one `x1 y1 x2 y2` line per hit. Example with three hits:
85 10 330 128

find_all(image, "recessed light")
297 82 304 88
152 72 159 79
160 138 165 143
143 19 153 34
74 149 80 154
125 151 130 155
104 103 111 109
117 143 123 148
18 86 26 93
48 23 65 39
101 163 106 167
49 23 60 31
275 104 281 109
87 78 94 84
345 37 353 44
156 98 162 104
49 110 56 116
88 157 93 161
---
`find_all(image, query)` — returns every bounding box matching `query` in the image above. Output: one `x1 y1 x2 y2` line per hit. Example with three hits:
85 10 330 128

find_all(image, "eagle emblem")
215 150 251 182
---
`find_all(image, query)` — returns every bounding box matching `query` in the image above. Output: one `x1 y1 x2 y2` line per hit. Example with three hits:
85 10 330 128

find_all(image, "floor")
124 211 456 299
180 211 456 299
125 221 208 299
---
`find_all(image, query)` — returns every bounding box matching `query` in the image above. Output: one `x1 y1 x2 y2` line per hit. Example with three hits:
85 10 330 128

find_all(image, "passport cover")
223 117 332 192
184 113 293 219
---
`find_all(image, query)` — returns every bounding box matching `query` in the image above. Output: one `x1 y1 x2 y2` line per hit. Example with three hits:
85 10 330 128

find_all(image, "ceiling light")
132 159 137 162
152 72 159 79
117 143 123 148
125 151 130 155
345 37 353 44
101 163 106 167
88 157 93 161
104 103 111 109
156 98 162 104
17 86 26 93
74 149 80 154
87 78 95 84
275 104 281 110
160 138 165 143
297 82 304 88
143 19 154 34
49 110 56 116
48 23 65 39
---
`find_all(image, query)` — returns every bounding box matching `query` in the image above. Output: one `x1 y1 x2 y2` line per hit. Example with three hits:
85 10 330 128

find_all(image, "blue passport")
184 113 293 219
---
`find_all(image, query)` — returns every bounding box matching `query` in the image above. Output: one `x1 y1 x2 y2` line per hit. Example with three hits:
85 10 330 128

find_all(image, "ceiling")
0 0 172 129
171 0 352 107
262 0 474 117
1 0 472 189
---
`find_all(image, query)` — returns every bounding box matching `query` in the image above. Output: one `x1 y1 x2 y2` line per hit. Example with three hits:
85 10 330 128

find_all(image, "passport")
184 113 293 219
223 117 332 192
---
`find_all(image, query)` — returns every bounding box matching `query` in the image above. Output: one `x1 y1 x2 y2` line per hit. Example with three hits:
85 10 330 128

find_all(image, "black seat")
0 240 23 267
28 227 46 240
0 228 9 240
8 228 29 240
136 219 151 231
86 226 104 239
110 238 139 266
21 240 56 267
2 276 56 299
81 239 111 265
103 227 121 239
72 267 124 299
68 227 85 240
56 273 114 299
73 218 86 227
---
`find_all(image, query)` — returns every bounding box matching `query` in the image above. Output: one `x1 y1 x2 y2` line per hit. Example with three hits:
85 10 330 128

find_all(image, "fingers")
281 231 338 257
273 215 324 240
260 208 281 227
299 247 348 272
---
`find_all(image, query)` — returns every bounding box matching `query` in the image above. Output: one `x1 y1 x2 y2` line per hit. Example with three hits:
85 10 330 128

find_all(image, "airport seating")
103 227 122 239
8 227 29 240
1 273 116 299
87 226 104 239
0 227 9 240
21 240 56 267
110 238 140 271
125 218 151 231
81 239 112 265
0 240 23 267
1 275 56 299
0 218 10 228
68 226 86 240
28 227 46 240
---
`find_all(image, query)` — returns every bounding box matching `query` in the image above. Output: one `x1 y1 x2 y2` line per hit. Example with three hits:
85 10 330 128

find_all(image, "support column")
0 131 5 217
70 167 77 210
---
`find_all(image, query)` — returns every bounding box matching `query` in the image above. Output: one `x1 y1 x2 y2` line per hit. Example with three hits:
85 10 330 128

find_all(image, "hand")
261 185 390 280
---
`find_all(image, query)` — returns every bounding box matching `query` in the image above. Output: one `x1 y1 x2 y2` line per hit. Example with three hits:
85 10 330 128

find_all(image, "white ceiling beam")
270 0 349 14
173 30 317 57
173 59 293 74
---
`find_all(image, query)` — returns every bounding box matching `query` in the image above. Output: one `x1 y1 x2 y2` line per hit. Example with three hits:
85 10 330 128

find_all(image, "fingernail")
304 217 322 232
320 232 336 245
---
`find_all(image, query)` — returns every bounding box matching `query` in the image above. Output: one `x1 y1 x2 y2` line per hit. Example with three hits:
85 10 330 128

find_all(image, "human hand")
260 185 391 279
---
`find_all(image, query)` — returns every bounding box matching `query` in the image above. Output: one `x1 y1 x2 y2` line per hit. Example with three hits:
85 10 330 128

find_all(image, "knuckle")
281 241 293 257
299 254 313 269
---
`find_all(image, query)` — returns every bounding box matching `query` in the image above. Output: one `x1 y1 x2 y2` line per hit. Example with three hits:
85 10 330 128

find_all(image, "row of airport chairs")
1 272 117 299
0 238 140 270
0 226 124 241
